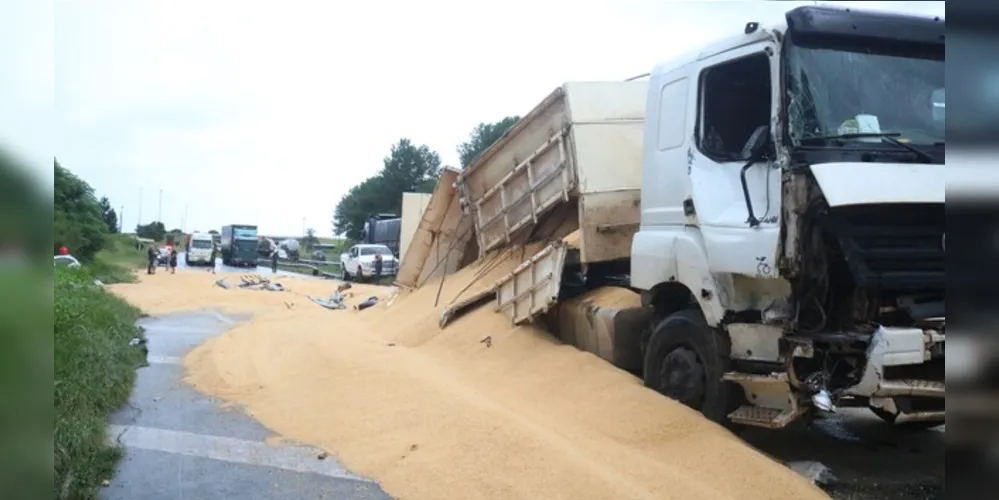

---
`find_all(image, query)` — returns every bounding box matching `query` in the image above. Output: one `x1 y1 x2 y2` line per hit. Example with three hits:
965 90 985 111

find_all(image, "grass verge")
54 266 147 499
87 234 149 284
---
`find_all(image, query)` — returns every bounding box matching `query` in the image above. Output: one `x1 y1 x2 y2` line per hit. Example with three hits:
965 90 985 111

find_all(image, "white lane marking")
210 309 236 326
108 425 372 483
140 325 218 335
146 355 181 365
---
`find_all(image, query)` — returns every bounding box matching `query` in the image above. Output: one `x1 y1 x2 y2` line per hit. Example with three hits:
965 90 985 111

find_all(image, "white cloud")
50 0 943 236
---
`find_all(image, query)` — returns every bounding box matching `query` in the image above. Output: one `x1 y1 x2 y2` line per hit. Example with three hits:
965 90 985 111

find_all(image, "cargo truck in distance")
448 6 945 431
220 224 259 267
362 214 402 257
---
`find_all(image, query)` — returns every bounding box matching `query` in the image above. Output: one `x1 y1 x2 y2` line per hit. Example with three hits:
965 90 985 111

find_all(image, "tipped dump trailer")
454 81 647 325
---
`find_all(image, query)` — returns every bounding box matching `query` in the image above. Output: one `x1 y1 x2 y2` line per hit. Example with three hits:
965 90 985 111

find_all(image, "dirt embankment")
109 263 828 500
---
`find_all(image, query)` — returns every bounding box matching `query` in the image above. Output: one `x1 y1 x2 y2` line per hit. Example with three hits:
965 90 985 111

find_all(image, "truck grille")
822 203 944 291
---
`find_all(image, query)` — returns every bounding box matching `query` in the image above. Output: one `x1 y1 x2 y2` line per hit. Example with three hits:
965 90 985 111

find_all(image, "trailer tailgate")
494 235 577 325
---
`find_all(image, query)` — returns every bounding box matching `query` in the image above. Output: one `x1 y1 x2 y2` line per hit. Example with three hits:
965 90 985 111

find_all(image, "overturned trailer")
397 81 647 329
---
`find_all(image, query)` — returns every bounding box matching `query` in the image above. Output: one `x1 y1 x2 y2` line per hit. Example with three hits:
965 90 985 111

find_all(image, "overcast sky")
35 0 944 236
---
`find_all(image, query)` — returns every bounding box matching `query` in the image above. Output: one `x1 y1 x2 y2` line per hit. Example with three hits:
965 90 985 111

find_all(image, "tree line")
54 159 179 260
332 116 520 241
54 160 124 261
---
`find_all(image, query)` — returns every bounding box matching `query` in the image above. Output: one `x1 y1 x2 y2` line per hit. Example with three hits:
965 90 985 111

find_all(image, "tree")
333 138 442 240
208 229 219 235
165 229 185 246
303 228 318 249
457 116 521 169
98 196 119 233
135 221 166 241
54 159 107 261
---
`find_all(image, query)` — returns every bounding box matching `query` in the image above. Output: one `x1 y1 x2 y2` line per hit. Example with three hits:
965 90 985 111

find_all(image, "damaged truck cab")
631 6 945 428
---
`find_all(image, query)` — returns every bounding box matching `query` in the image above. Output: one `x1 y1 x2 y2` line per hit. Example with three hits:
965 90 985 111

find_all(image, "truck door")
688 36 782 278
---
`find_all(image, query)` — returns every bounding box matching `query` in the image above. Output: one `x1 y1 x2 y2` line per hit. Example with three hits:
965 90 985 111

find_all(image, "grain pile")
109 264 828 500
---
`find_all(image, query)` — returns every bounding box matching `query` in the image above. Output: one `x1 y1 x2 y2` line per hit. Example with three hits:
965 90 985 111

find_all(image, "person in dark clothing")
209 245 217 274
169 248 178 274
146 246 157 274
373 253 383 280
271 250 279 273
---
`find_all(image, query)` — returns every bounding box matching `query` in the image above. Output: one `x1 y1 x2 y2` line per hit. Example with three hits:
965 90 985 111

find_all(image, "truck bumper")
842 325 945 399
723 324 945 430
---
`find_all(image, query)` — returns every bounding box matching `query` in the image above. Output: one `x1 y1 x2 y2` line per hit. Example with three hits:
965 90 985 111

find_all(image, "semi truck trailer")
362 214 402 256
440 6 945 431
220 224 259 267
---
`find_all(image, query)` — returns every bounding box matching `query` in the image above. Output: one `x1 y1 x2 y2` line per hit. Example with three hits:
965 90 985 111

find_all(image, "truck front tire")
642 309 743 427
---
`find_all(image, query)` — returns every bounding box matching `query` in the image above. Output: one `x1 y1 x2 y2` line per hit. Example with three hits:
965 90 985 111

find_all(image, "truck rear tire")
643 309 743 428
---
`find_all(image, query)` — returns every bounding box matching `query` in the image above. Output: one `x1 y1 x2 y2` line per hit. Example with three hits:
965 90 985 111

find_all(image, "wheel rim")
658 346 707 410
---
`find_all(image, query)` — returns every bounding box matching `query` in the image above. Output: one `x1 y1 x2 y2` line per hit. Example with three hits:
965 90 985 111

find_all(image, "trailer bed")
455 81 647 325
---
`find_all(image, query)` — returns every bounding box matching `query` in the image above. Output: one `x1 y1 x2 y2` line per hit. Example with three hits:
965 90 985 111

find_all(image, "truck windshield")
191 240 213 249
233 228 258 240
785 43 944 147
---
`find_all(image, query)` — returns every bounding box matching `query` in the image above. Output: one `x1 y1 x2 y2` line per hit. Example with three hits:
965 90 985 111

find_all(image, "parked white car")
54 254 81 268
340 244 397 281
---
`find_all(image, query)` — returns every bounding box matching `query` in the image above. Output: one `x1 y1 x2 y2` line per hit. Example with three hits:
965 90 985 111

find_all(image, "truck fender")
631 228 726 326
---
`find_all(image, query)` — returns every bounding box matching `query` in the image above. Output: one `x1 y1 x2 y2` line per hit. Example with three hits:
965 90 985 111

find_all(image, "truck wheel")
643 309 743 427
870 407 945 431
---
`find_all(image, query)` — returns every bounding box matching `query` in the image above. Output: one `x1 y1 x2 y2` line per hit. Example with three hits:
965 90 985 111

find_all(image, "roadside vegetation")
54 159 149 499
54 266 147 499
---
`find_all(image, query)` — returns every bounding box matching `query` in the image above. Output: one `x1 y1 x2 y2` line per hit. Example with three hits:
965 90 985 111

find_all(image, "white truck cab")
185 232 216 266
630 6 944 428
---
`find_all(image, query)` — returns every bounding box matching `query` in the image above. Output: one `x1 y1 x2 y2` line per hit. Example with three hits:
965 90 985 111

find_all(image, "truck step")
728 405 806 430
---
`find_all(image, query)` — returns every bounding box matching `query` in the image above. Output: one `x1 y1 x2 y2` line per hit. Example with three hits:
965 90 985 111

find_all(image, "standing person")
271 249 279 274
373 253 383 281
209 244 217 274
169 248 178 274
146 245 157 275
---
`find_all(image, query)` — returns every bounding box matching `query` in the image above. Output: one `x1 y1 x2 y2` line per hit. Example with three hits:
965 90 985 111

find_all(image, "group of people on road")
146 245 179 275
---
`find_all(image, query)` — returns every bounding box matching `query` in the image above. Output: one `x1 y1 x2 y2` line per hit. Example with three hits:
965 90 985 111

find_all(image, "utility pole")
119 206 124 233
158 189 163 223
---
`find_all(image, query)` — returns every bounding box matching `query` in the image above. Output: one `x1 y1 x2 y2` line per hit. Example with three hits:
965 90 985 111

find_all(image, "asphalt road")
745 411 944 499
123 260 944 499
173 257 310 279
103 309 390 500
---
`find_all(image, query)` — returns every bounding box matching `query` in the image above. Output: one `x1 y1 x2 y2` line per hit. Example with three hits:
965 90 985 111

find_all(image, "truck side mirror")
741 125 771 161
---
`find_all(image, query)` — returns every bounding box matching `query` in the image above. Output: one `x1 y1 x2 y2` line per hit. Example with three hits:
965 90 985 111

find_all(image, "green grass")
53 266 147 499
87 234 150 284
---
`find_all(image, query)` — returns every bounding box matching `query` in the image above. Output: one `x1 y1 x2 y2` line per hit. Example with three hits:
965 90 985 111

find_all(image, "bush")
54 266 146 499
